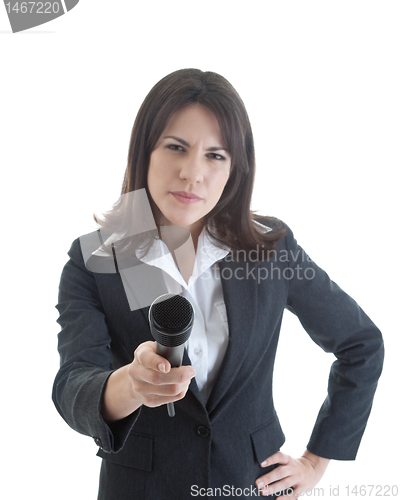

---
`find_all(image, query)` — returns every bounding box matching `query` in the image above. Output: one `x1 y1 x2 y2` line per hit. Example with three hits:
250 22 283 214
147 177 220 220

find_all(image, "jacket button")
197 425 210 437
93 437 102 448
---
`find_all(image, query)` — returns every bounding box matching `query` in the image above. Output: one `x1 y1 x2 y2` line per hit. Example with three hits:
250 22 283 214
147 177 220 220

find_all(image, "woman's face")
147 104 231 240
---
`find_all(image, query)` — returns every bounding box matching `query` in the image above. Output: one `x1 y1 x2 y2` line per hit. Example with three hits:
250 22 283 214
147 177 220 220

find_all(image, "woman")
53 69 384 499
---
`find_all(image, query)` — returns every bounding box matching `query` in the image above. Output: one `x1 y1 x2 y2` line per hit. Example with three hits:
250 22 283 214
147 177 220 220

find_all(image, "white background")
1 1 398 498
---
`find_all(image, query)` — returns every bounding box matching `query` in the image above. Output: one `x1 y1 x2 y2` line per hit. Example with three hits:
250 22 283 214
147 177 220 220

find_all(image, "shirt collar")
134 225 230 289
135 220 272 289
254 220 273 234
92 220 272 288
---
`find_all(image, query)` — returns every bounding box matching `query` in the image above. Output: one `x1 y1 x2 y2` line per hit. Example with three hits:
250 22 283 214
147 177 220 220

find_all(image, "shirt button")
194 347 203 356
197 425 210 438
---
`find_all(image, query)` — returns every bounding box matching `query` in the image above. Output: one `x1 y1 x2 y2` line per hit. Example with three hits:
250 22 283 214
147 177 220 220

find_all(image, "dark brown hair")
95 68 285 260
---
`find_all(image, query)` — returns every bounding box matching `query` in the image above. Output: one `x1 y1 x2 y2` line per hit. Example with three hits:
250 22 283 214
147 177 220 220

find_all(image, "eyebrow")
163 135 228 152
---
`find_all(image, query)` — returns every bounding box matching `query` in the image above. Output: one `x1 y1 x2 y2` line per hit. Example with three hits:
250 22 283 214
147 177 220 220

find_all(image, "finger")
137 364 196 387
136 381 191 407
140 378 190 397
134 341 172 373
260 451 290 467
258 478 295 498
256 466 290 491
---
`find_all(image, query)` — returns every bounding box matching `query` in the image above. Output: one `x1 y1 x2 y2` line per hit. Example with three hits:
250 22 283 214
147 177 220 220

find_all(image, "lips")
170 191 202 204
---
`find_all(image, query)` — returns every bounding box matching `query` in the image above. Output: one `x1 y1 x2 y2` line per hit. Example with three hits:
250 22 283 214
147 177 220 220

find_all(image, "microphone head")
149 294 194 347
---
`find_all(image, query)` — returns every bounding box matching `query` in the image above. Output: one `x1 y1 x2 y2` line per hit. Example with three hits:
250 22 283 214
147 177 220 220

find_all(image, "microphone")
149 293 195 417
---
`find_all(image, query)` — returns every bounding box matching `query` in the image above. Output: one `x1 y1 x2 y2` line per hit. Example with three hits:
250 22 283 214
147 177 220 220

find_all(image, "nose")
179 153 204 184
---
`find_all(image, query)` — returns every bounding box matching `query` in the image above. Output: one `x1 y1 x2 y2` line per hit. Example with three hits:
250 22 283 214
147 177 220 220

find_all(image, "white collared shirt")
136 227 230 403
136 221 271 403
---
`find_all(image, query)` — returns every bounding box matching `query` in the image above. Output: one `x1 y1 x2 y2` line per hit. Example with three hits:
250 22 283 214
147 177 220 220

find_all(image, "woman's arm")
252 223 384 496
53 237 195 451
52 238 118 451
283 224 384 460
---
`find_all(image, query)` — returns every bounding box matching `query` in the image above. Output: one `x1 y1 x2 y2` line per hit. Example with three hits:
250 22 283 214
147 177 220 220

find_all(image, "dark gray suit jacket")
52 222 384 499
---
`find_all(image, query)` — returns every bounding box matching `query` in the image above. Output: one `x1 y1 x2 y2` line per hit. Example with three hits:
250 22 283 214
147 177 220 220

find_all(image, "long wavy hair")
94 68 285 260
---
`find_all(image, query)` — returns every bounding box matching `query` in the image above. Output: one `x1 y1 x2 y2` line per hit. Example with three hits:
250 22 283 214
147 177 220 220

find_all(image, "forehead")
163 104 223 138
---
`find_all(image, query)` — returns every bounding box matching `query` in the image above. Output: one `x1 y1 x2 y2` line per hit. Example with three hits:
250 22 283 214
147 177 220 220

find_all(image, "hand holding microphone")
102 294 195 422
149 294 195 416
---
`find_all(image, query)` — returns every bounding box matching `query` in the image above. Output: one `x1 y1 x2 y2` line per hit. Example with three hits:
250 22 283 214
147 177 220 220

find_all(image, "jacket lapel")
205 257 259 416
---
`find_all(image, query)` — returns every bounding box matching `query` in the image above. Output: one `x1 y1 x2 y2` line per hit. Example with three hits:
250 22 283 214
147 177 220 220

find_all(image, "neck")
157 224 203 284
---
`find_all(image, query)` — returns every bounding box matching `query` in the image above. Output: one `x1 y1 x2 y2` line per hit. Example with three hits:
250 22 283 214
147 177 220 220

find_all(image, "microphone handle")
155 343 185 417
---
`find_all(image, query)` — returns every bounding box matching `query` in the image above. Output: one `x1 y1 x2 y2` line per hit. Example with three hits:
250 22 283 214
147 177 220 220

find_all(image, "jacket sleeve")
283 224 384 460
52 237 140 453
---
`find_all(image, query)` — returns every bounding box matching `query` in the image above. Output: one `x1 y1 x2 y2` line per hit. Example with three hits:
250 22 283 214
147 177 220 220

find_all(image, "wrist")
102 365 142 423
302 449 330 474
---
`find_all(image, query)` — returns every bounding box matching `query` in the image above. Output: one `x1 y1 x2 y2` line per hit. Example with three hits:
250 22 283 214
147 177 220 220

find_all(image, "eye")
207 152 225 161
166 144 185 152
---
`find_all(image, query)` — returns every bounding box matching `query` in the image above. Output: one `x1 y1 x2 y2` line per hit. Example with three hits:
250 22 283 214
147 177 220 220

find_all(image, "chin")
164 210 200 228
168 218 197 229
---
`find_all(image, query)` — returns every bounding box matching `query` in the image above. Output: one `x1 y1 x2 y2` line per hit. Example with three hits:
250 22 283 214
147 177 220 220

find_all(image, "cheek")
148 155 164 193
212 169 230 197
148 153 175 186
147 168 156 196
